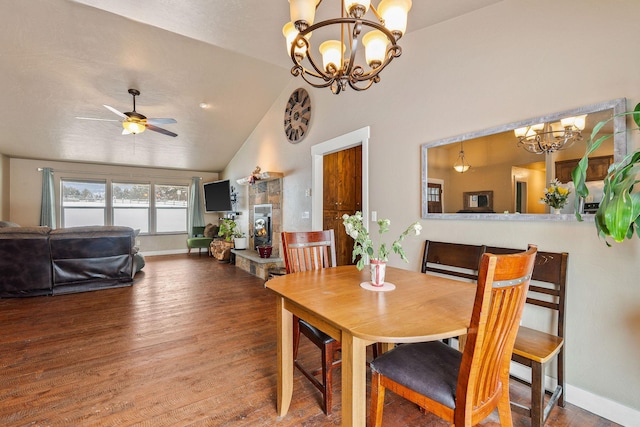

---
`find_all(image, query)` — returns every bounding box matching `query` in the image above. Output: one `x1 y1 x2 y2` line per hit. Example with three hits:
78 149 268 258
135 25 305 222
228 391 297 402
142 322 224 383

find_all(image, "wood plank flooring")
0 254 621 426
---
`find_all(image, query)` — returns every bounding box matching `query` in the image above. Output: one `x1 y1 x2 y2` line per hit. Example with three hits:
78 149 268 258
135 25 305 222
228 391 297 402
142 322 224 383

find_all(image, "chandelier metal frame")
515 123 583 154
287 2 404 94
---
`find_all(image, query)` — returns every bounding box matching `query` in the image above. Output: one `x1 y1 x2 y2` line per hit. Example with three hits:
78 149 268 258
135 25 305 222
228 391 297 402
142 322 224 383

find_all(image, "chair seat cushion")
299 319 335 345
187 237 213 248
370 341 461 409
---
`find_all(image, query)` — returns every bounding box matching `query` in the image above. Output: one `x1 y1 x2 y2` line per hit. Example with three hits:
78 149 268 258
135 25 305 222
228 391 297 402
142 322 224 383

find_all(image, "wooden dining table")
265 265 477 427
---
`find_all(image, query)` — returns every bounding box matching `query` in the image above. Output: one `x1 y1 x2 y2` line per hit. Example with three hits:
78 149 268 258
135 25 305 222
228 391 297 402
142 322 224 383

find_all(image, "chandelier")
514 115 587 154
453 141 470 173
283 0 412 94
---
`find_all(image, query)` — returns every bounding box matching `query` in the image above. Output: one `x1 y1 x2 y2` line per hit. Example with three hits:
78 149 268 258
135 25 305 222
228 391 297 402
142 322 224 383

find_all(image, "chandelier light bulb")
378 0 412 39
573 114 587 130
363 30 388 68
319 40 345 74
514 127 528 138
344 0 371 18
289 0 321 30
283 22 310 59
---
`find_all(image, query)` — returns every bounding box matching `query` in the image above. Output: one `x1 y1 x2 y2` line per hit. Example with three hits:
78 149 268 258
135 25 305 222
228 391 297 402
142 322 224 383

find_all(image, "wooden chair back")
281 230 337 274
455 246 537 426
281 230 340 414
421 240 486 281
486 246 567 339
486 246 568 426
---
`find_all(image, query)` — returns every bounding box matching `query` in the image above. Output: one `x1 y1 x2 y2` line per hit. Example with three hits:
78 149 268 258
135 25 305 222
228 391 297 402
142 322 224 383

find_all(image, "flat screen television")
203 180 233 212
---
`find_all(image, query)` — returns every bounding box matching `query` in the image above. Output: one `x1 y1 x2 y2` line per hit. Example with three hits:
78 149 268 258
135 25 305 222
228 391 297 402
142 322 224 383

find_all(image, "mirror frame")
421 98 627 221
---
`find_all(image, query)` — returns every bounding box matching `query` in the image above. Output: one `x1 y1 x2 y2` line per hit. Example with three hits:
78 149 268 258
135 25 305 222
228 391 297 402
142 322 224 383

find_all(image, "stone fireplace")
248 178 282 258
232 177 283 279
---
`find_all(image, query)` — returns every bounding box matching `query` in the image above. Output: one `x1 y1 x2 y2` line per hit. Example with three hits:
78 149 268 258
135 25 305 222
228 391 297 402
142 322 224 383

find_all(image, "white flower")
413 223 422 235
342 211 422 270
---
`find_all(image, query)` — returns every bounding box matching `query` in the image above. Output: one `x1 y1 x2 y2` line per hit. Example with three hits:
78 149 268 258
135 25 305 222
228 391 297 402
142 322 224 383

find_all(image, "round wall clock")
284 88 311 143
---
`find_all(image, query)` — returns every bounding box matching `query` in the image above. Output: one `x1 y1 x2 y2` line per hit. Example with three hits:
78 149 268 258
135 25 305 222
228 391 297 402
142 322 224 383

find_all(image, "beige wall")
223 0 640 422
0 154 9 220
8 158 220 253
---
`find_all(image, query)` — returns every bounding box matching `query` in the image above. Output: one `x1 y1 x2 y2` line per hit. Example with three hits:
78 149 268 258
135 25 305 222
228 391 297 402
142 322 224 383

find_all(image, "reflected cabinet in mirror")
421 98 627 220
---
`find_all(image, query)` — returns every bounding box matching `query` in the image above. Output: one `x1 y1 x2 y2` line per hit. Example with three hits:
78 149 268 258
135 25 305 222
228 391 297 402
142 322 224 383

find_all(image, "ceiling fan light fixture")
123 120 146 134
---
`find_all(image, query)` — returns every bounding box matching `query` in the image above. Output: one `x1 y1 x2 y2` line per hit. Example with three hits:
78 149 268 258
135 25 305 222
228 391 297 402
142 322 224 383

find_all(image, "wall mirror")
421 98 627 220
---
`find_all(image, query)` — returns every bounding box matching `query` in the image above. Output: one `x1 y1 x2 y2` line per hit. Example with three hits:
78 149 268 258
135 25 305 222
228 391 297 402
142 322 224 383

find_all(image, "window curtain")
40 167 56 228
188 177 205 236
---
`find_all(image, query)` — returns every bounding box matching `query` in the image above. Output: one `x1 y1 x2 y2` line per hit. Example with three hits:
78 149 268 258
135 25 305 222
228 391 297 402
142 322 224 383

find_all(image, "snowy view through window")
62 180 188 233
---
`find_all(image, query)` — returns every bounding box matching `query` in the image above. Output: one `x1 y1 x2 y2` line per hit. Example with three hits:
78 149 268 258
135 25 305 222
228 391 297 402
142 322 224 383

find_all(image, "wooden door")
427 182 443 213
323 145 362 266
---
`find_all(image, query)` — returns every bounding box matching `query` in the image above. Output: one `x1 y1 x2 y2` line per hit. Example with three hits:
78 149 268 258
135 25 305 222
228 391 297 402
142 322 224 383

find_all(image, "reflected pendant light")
453 141 470 173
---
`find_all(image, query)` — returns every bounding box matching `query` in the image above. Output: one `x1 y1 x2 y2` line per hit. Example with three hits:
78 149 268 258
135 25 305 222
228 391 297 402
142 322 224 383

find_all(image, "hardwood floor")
0 254 621 426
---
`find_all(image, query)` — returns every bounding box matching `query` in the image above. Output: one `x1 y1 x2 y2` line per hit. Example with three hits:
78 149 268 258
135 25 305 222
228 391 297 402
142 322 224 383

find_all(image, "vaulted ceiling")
0 0 500 171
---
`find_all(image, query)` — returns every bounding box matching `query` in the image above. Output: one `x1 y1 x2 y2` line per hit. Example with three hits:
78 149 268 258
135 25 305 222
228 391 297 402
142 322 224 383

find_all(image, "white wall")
223 0 640 424
8 157 220 254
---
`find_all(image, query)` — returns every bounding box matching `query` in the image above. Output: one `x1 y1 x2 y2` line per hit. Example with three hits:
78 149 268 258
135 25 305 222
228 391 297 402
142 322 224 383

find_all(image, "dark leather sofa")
0 225 136 298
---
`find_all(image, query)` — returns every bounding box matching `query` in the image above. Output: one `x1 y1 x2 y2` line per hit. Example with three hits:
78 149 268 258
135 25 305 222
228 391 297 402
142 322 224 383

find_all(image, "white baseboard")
510 362 640 427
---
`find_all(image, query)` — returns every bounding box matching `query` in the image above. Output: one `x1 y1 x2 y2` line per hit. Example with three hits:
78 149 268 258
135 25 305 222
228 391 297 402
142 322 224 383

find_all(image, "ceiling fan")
77 89 178 137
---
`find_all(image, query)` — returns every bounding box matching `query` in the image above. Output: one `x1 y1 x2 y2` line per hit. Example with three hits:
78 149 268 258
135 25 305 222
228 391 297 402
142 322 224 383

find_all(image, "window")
60 178 189 234
155 184 188 233
112 182 150 233
61 180 106 227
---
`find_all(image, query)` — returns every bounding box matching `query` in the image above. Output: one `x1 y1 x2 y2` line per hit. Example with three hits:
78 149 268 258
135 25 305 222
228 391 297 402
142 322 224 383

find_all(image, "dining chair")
421 240 486 347
486 246 568 427
281 230 339 415
421 240 486 281
370 246 537 427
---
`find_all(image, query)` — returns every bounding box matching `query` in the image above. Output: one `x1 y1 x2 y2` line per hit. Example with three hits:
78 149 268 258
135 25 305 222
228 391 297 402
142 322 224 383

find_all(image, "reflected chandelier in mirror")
421 98 627 220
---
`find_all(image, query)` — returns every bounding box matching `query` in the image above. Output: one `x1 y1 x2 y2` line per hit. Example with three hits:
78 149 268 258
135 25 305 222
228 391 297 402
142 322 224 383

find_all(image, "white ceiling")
0 0 501 171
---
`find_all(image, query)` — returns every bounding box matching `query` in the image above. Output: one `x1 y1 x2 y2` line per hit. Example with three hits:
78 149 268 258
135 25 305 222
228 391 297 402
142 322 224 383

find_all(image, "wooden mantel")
236 171 284 186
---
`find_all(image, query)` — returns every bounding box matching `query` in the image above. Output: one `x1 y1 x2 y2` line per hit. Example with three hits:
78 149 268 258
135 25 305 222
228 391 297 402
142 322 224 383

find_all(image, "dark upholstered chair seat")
371 342 461 409
299 319 334 345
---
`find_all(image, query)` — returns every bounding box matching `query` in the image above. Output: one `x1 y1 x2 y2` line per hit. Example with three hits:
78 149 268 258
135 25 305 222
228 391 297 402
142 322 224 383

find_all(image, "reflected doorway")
515 181 527 214
427 181 443 213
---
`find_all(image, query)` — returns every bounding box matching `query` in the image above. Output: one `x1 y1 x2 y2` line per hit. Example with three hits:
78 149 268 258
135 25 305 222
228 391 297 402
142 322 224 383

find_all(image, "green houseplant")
218 218 242 242
572 102 640 245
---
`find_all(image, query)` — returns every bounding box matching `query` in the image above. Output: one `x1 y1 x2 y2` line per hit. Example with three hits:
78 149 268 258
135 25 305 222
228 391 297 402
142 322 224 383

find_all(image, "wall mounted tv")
203 180 233 212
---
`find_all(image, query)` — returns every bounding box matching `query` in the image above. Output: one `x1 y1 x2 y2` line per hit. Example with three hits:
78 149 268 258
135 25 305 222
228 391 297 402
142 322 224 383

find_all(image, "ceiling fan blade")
147 118 177 125
76 116 120 122
104 104 128 119
146 124 178 137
